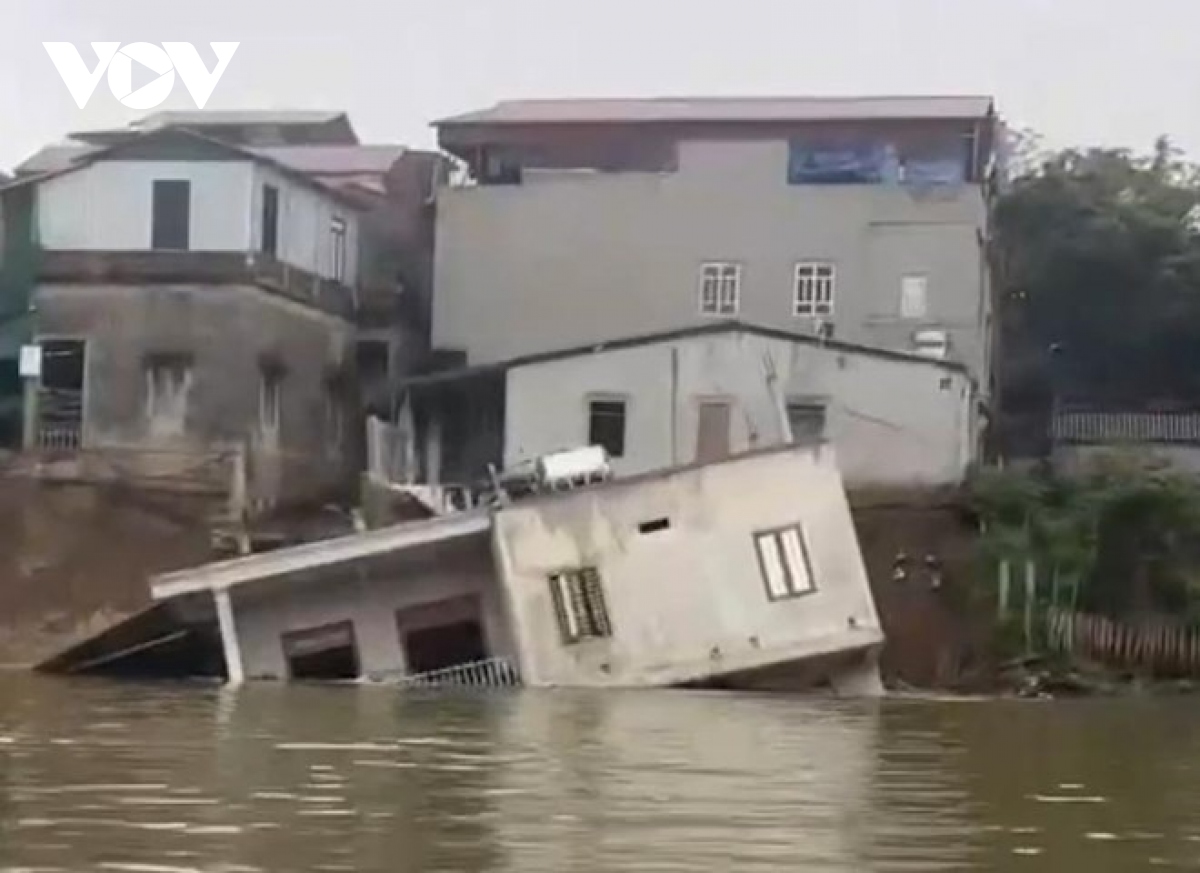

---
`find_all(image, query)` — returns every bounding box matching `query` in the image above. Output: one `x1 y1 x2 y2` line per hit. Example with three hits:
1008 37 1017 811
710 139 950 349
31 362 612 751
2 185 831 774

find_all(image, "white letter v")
163 43 240 109
43 42 120 108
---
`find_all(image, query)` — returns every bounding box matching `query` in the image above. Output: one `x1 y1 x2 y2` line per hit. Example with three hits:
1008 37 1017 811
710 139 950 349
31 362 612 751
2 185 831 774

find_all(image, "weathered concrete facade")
493 443 883 688
502 325 976 487
4 125 364 503
34 282 353 500
433 98 998 392
233 533 514 680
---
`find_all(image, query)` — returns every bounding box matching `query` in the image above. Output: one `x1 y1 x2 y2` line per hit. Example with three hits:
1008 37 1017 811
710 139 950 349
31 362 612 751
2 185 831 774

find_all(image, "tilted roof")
392 320 969 399
134 110 350 128
436 95 996 127
0 127 365 208
15 143 406 177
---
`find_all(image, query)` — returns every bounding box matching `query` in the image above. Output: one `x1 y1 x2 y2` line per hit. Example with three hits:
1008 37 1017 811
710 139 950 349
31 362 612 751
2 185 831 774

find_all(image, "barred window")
699 262 741 315
549 567 612 644
794 262 835 316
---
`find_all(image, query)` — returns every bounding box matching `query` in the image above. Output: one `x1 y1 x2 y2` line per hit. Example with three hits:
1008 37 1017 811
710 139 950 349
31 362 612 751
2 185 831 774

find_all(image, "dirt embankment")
850 489 994 690
0 475 215 667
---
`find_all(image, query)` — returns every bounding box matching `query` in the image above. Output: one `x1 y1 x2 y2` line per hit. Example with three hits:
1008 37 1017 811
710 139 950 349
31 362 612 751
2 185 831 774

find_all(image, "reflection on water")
1 675 1199 871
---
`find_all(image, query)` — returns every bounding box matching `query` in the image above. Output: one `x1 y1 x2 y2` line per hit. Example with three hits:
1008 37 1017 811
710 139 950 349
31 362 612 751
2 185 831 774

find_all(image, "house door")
404 620 488 674
396 594 489 676
695 400 732 463
282 621 360 680
37 338 86 450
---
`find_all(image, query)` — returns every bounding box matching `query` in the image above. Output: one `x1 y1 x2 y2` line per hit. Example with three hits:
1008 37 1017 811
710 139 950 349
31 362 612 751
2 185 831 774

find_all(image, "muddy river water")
1 674 1199 871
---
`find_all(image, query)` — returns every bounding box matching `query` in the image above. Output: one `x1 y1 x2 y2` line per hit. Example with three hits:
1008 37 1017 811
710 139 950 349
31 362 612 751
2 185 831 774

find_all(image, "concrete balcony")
37 250 356 320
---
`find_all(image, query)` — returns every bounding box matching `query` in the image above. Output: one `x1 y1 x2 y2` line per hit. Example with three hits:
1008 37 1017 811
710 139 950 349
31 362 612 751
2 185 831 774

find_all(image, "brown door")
695 401 732 462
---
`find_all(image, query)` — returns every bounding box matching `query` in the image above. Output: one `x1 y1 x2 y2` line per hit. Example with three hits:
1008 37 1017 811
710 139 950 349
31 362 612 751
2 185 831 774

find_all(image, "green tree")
993 136 1200 448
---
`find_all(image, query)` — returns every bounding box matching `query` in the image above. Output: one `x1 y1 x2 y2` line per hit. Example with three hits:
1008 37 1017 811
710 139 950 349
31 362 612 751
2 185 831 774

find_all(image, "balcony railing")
37 250 355 319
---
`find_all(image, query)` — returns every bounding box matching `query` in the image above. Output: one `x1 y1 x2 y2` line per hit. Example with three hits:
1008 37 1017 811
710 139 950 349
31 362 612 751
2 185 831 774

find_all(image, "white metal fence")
394 657 520 690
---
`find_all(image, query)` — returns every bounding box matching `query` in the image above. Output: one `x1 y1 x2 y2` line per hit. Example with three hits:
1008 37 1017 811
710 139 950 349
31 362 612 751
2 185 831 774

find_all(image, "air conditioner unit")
913 329 949 360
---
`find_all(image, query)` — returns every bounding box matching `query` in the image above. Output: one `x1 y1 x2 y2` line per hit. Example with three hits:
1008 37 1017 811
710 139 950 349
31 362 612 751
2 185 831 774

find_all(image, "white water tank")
536 446 611 490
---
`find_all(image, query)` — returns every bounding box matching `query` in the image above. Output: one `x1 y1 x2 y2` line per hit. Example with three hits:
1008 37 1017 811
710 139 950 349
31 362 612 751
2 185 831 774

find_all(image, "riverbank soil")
0 476 214 667
851 490 996 691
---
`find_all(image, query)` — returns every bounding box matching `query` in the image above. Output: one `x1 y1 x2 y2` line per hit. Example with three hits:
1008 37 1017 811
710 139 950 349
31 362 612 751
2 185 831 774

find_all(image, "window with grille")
754 524 817 601
259 367 283 437
794 263 835 317
699 262 741 315
144 354 192 437
330 216 348 283
549 567 613 644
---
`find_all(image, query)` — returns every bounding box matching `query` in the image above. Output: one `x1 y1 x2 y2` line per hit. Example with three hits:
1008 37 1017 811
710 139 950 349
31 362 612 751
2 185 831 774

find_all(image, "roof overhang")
151 510 492 601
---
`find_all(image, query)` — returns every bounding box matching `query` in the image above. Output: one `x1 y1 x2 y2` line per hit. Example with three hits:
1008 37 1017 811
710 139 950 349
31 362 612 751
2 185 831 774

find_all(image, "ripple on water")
4 679 1200 872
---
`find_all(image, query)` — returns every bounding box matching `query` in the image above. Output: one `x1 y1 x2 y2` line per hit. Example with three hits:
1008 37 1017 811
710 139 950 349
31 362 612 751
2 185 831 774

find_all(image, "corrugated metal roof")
1052 412 1200 444
249 145 406 174
436 95 995 127
13 143 404 179
14 144 96 174
134 110 348 128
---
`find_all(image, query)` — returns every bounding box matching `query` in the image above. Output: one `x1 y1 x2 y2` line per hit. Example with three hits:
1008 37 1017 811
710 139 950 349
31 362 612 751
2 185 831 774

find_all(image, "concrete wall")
37 159 360 284
1052 444 1200 478
38 160 256 252
434 139 991 386
232 535 514 679
503 331 975 487
34 282 354 501
491 444 883 687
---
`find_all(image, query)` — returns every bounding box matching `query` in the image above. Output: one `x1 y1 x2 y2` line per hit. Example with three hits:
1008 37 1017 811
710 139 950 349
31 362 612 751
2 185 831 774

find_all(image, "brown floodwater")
1 674 1198 871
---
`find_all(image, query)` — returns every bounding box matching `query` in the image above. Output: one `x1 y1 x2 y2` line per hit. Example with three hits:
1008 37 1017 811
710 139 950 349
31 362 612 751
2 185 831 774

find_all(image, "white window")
259 369 282 437
145 356 191 437
901 274 929 319
793 263 835 317
699 262 741 316
330 216 347 283
549 567 612 644
754 524 817 600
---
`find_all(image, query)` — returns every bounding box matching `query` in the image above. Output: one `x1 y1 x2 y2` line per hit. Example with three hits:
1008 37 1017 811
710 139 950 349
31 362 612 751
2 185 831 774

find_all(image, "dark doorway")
283 621 360 681
151 179 191 250
38 338 85 448
261 184 279 256
403 620 487 675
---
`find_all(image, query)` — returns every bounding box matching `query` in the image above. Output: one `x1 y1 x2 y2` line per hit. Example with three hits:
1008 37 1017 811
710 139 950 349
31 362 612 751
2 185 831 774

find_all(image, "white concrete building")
392 322 977 491
495 442 884 690
146 443 884 693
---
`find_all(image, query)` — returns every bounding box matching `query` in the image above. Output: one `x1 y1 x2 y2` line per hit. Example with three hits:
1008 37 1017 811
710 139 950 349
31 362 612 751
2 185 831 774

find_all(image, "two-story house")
11 111 447 425
0 124 365 503
432 96 999 392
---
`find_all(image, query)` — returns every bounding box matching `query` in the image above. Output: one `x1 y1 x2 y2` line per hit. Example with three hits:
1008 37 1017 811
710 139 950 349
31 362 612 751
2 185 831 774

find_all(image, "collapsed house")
55 442 884 694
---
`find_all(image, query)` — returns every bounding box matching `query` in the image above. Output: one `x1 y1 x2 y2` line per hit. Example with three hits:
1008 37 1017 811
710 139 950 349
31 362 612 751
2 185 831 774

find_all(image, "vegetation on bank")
970 456 1200 621
965 456 1200 686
